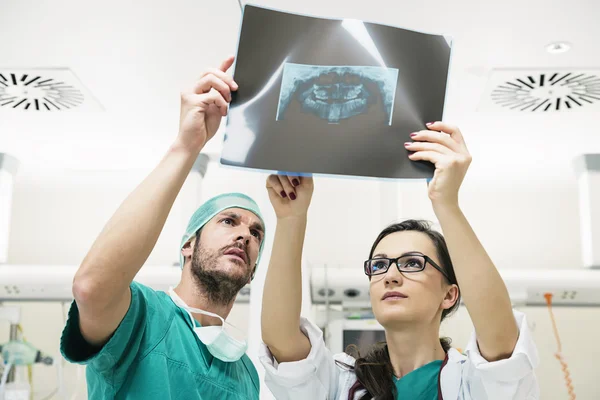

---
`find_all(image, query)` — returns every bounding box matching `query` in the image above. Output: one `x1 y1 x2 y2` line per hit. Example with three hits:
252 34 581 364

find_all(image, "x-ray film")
221 4 452 180
276 64 398 126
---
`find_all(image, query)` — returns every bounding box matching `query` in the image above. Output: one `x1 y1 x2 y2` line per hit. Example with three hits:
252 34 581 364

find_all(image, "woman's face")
368 231 459 329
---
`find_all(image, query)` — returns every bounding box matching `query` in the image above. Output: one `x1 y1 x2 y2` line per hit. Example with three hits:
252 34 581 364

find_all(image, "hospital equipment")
0 306 63 400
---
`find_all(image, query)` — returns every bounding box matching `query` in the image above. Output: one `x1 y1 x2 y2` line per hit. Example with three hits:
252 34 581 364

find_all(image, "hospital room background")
1 0 600 398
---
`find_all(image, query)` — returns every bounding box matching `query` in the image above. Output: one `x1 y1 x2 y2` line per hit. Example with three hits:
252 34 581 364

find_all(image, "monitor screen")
343 329 387 356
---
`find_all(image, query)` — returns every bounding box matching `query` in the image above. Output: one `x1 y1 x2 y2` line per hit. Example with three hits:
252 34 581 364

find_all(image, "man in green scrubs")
60 56 265 399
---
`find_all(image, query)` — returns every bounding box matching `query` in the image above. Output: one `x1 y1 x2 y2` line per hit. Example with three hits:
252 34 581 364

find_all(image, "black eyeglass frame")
363 252 450 281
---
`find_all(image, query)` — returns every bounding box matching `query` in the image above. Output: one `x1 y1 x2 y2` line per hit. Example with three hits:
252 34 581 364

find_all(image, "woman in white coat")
260 122 539 400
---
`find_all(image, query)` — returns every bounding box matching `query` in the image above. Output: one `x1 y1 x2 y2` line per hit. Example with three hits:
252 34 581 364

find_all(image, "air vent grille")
480 69 600 112
0 68 102 112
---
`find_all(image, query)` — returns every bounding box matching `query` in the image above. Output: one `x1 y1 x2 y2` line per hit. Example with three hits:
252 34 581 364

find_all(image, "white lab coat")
259 310 539 400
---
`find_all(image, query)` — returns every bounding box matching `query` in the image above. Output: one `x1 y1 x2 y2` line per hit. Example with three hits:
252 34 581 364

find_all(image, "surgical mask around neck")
168 288 248 362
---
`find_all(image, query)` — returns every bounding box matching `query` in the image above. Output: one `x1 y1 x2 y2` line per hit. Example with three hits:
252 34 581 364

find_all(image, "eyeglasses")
364 253 450 281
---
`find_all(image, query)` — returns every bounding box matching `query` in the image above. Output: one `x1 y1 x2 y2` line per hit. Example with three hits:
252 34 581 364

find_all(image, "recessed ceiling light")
546 42 571 54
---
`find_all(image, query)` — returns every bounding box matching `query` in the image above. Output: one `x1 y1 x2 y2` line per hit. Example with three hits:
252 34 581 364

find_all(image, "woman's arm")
261 175 314 362
407 122 518 361
434 203 518 361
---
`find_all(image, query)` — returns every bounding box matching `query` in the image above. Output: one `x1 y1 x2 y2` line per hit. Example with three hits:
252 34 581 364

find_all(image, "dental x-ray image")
276 64 399 126
221 4 452 180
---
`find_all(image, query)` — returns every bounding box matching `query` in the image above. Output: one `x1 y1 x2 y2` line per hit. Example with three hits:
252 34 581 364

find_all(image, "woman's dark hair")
342 220 461 400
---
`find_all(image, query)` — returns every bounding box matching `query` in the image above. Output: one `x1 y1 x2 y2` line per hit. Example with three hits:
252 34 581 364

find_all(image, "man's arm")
72 57 238 346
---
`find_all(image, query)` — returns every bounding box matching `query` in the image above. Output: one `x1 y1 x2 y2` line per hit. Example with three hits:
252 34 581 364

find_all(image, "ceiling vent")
479 69 600 112
0 68 102 112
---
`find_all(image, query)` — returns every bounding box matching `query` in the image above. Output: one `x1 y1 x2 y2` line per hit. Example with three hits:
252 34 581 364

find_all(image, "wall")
4 164 599 399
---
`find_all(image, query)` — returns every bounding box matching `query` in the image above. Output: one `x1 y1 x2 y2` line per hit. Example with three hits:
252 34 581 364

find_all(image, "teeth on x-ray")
276 63 398 125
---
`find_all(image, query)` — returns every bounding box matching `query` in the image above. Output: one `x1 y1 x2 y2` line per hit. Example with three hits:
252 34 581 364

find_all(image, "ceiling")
1 0 599 180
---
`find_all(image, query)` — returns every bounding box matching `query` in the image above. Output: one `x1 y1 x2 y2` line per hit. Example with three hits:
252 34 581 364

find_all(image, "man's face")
182 208 264 304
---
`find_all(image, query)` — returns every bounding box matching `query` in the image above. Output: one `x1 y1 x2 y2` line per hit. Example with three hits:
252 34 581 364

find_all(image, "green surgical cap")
179 193 265 270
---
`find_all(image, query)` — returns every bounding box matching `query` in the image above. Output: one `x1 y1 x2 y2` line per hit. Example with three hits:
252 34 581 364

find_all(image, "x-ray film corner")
443 35 453 47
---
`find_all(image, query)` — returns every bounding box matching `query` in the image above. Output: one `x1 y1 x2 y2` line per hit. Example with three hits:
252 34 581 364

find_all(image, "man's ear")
181 238 194 260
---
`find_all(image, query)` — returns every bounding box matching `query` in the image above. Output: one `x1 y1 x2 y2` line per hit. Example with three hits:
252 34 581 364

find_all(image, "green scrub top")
394 359 443 400
60 282 259 400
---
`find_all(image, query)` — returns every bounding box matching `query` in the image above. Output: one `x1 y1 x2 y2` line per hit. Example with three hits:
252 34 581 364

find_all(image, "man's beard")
191 240 251 305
